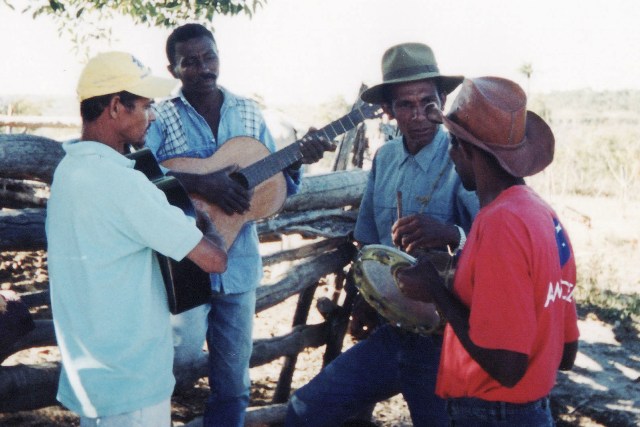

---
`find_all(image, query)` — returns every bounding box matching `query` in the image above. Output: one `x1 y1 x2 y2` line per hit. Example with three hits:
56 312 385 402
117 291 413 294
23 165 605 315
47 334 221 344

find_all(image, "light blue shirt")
354 127 479 247
46 141 203 417
146 88 301 293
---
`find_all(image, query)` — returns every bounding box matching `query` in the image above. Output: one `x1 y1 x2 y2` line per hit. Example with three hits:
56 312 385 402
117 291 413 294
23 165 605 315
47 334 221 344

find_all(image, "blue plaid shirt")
146 87 301 293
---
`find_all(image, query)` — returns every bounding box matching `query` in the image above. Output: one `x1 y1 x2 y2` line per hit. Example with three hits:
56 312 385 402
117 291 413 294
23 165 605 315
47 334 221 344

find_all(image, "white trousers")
79 398 171 427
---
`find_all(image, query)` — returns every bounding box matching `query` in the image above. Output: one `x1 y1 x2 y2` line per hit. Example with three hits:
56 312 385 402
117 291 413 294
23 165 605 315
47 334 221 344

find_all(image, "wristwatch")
453 225 466 253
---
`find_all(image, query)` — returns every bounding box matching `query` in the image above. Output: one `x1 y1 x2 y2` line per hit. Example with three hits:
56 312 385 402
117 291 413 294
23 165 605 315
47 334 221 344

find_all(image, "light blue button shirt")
46 140 203 417
146 88 301 293
354 127 479 247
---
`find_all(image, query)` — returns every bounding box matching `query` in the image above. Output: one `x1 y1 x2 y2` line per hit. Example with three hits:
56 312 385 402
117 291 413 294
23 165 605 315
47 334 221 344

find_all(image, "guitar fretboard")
239 106 375 189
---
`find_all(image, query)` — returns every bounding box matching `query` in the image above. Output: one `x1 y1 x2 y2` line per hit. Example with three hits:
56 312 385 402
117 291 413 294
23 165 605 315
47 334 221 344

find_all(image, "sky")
1 0 639 108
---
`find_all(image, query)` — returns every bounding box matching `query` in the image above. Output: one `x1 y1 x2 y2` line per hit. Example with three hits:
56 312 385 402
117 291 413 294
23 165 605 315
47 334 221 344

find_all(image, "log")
322 272 358 366
0 208 356 252
273 283 318 403
183 403 288 427
277 220 356 240
0 134 64 183
0 362 61 412
1 210 355 252
262 236 348 266
0 322 329 412
17 290 50 308
332 84 369 172
256 243 356 313
351 123 368 169
251 323 327 367
246 403 288 426
282 169 368 212
0 320 56 363
0 208 47 251
257 209 357 239
0 178 49 209
16 240 354 310
0 115 80 130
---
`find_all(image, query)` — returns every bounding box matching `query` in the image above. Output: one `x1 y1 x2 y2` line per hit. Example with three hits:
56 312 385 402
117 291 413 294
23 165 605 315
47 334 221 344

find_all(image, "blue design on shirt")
553 217 571 267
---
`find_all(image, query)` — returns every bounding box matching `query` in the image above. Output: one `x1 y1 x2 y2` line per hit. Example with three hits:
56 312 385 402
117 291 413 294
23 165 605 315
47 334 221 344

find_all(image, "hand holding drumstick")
392 191 461 253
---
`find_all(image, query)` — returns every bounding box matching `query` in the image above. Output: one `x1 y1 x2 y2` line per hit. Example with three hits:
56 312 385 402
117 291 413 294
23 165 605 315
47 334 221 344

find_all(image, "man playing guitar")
145 23 333 427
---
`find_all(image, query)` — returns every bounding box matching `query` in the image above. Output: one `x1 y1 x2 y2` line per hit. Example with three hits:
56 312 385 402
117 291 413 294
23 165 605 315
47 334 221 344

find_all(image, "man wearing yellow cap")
46 51 228 427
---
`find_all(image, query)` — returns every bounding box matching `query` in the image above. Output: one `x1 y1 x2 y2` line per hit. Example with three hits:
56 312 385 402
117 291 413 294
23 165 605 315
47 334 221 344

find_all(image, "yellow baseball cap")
77 51 177 101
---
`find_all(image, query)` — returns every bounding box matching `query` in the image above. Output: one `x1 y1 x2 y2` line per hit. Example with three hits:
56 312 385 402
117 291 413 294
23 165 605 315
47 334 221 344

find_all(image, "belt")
447 396 550 419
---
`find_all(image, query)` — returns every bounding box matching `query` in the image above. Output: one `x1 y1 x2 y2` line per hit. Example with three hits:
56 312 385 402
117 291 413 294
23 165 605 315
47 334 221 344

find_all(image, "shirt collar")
62 140 135 168
173 86 237 110
400 126 450 172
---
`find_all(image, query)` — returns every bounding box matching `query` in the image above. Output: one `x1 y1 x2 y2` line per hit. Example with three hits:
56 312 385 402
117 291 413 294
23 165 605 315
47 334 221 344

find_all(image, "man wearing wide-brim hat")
397 77 580 426
286 43 480 427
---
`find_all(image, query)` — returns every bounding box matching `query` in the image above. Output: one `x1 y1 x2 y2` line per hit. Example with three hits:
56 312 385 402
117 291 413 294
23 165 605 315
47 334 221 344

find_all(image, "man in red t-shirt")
398 76 579 426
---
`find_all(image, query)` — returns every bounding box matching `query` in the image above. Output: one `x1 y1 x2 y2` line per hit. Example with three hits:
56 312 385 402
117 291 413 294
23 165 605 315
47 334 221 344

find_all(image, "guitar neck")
239 107 372 189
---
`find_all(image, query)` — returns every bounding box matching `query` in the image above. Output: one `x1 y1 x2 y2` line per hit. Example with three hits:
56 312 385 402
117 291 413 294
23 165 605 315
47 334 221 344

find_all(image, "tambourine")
352 244 451 335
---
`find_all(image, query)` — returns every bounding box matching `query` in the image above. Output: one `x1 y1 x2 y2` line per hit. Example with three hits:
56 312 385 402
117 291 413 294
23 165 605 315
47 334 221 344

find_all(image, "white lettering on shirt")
544 280 575 308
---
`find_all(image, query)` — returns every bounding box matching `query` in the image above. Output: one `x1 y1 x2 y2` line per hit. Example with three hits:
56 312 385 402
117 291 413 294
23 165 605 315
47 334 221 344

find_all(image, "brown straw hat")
440 76 555 177
361 42 464 104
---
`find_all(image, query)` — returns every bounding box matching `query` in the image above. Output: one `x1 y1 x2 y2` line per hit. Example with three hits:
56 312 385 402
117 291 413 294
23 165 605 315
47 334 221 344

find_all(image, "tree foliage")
2 0 265 54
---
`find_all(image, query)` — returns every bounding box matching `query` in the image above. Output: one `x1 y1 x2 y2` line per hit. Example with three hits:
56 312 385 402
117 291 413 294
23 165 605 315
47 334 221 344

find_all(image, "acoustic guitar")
126 148 211 315
162 103 383 250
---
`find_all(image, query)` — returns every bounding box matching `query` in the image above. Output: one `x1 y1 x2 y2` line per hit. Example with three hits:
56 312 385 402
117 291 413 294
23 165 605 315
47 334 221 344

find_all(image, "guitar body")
162 136 287 250
126 148 211 315
159 103 383 249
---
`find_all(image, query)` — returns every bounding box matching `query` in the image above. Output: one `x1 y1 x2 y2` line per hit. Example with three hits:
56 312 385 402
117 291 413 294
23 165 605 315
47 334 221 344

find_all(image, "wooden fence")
0 112 371 425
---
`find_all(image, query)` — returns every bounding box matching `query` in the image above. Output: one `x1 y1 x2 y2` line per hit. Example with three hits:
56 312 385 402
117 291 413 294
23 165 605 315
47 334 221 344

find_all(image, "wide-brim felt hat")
361 42 464 104
438 76 555 177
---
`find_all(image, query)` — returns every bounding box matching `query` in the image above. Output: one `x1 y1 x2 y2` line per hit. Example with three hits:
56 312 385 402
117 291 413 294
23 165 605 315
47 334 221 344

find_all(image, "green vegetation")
575 252 640 334
527 90 640 201
1 0 266 54
523 90 640 334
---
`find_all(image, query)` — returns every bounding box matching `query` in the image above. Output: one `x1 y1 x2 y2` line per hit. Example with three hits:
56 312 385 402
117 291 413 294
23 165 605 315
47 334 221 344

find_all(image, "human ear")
459 140 474 160
167 63 179 79
108 96 120 119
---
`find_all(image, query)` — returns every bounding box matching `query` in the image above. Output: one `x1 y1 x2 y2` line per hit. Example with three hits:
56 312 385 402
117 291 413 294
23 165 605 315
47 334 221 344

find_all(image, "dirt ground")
1 194 639 426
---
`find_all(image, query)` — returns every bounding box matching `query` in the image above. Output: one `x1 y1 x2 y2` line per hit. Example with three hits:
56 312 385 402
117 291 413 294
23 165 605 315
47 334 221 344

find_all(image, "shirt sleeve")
353 155 380 244
110 171 203 262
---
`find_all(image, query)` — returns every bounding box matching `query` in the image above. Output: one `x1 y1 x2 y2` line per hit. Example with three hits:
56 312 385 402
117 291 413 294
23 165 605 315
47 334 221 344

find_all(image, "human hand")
392 214 458 254
197 164 253 215
195 209 226 249
297 127 337 165
395 255 442 303
348 295 381 340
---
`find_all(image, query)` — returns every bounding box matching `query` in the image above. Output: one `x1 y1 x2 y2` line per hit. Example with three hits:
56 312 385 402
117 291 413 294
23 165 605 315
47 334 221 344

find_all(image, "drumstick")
395 191 403 250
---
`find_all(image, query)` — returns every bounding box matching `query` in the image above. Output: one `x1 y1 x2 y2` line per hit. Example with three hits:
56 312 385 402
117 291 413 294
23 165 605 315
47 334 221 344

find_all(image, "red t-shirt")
436 185 579 402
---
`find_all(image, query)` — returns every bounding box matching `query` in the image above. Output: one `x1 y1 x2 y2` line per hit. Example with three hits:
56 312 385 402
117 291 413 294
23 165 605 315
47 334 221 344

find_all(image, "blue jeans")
171 290 255 427
203 290 255 427
286 324 447 427
446 396 554 426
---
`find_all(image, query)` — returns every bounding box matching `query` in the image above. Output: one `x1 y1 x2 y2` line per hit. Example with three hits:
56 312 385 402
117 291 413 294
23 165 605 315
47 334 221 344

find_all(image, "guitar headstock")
356 102 384 120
